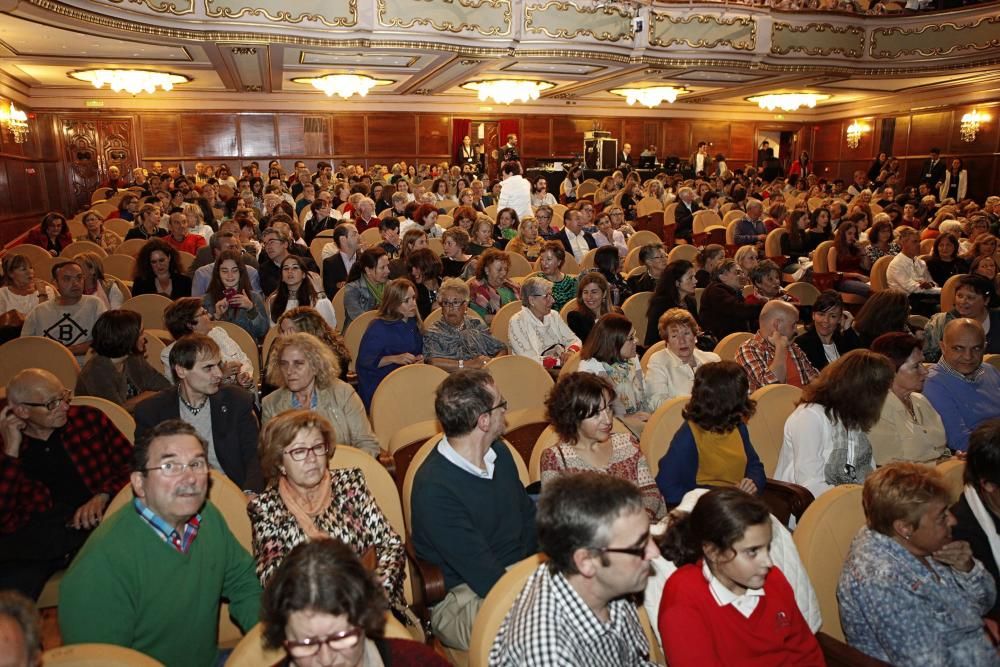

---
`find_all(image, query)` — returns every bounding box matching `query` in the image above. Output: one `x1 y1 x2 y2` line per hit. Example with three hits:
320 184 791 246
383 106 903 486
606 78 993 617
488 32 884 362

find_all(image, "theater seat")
467 554 547 667
936 458 965 503
42 644 163 667
792 484 865 642
0 336 80 391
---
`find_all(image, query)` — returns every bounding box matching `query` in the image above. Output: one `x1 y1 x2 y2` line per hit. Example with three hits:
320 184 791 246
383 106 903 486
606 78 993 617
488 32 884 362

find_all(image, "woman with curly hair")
131 237 192 298
655 361 765 506
276 306 351 382
540 371 665 519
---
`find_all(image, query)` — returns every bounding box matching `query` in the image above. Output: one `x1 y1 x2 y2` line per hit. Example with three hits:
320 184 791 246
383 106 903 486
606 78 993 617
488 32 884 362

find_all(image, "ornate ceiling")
0 0 998 119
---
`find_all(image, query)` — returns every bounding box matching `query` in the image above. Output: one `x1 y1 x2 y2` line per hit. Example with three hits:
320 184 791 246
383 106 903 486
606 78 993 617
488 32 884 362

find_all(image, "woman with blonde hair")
262 332 379 456
276 306 351 381
249 409 404 613
505 216 544 261
75 252 126 310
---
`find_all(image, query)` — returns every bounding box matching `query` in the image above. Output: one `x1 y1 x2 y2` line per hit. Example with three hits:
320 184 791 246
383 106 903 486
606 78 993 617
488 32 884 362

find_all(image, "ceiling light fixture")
960 109 989 143
845 120 870 149
460 79 555 105
746 93 830 112
70 68 189 95
292 74 393 99
0 101 30 144
609 86 687 107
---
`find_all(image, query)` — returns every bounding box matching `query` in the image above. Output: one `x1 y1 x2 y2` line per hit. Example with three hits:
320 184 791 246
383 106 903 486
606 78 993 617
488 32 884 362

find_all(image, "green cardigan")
59 500 262 667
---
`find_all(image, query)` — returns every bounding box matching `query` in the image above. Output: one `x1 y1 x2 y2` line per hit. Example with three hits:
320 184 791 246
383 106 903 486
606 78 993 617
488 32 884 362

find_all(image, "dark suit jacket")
553 228 596 260
322 252 351 298
674 202 701 241
793 326 861 372
920 158 946 186
698 281 763 341
131 274 192 300
134 385 263 492
952 493 1000 616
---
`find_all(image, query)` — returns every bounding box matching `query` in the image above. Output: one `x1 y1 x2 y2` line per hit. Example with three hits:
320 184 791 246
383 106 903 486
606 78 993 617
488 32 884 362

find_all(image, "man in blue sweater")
924 318 1000 452
411 370 537 650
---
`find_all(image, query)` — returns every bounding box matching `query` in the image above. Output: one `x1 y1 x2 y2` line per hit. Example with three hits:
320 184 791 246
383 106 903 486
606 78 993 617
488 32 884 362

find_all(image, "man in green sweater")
411 369 537 651
58 420 262 667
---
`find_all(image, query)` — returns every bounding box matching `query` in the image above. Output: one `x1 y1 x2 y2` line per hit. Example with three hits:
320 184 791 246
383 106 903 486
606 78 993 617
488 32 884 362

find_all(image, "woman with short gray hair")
508 276 581 369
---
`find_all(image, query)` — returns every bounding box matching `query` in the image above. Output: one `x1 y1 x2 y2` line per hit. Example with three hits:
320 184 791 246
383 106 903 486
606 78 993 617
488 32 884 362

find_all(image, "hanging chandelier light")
70 68 189 95
292 74 393 99
0 101 30 144
746 93 830 112
609 86 688 108
460 79 555 105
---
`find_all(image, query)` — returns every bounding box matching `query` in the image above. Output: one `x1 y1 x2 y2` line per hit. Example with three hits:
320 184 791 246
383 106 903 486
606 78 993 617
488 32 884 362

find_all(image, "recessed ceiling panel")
295 51 423 68
673 70 764 82
821 73 983 93
0 15 191 61
499 62 607 76
12 64 227 90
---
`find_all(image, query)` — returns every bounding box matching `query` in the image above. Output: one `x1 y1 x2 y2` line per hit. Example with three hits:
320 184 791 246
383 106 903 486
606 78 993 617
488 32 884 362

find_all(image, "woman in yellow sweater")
655 360 766 506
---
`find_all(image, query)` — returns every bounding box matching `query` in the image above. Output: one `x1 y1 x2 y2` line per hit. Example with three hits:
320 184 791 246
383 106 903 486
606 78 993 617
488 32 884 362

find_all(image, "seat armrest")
405 541 447 610
760 479 814 525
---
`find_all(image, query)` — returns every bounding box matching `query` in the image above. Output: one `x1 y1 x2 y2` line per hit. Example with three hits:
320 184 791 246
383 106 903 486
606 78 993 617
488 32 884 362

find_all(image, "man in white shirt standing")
887 225 940 316
497 161 532 221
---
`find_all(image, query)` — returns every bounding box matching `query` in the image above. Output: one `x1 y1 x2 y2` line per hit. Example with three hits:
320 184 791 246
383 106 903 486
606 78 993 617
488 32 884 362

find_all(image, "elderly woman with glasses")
261 539 447 667
508 276 581 369
424 278 507 371
838 463 996 666
262 333 380 457
540 372 665 520
249 410 407 618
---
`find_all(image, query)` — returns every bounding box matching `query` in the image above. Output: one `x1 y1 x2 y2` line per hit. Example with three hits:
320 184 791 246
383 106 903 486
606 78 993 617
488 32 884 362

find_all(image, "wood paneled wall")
808 100 1000 200
0 110 65 245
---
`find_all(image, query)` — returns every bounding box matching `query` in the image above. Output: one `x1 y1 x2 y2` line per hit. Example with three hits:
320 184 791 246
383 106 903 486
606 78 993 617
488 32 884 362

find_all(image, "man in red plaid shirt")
0 368 132 599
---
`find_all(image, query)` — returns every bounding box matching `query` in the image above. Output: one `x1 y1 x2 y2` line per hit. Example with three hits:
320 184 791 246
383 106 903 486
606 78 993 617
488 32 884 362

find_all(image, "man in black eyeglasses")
0 368 132 599
489 472 660 666
410 369 536 651
59 420 262 666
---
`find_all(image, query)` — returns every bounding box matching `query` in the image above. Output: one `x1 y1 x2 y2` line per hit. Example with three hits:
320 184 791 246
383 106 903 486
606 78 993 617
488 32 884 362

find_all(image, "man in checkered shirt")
489 472 660 666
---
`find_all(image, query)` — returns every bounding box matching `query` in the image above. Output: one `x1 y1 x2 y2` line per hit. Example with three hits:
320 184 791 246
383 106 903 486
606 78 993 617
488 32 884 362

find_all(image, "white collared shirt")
564 227 590 262
436 434 497 479
703 561 765 619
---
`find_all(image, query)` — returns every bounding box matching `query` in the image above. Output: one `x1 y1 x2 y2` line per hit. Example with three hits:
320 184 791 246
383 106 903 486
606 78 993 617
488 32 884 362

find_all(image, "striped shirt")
488 564 656 666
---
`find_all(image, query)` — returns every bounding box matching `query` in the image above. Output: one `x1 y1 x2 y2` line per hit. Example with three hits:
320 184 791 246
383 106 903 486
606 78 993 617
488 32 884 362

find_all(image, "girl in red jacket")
657 488 824 666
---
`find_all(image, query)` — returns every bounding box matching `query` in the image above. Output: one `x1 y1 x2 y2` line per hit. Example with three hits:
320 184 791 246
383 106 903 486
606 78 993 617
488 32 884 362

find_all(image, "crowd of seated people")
3 146 1000 665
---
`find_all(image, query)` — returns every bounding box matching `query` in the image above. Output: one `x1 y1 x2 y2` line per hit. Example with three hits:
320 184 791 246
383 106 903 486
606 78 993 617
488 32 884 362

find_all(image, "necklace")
179 392 209 416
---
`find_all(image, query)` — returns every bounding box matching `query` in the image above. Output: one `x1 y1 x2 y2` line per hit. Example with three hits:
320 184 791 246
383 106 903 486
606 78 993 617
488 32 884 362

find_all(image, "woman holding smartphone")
203 249 269 342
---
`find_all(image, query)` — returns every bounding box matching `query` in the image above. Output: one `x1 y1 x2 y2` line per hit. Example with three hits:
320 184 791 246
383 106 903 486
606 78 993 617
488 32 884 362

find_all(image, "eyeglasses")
440 300 466 309
593 533 652 558
284 626 364 658
483 399 508 415
20 389 73 412
283 443 329 461
143 459 210 477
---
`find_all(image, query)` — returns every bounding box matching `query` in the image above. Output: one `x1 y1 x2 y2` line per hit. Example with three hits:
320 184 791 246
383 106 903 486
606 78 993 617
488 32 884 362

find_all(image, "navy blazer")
134 385 263 492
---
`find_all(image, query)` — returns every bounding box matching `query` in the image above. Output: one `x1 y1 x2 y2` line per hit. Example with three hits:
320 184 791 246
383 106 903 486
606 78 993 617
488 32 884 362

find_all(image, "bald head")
7 369 63 406
942 317 986 376
759 300 798 338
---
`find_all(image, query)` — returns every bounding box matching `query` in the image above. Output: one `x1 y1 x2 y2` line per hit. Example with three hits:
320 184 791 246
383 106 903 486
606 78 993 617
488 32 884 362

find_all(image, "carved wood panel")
61 117 136 213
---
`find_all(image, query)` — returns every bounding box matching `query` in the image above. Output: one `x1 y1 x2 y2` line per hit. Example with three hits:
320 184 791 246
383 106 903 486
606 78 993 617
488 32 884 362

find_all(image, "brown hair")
545 372 616 445
683 361 756 433
580 313 633 364
377 278 417 321
800 349 894 431
258 408 337 485
474 248 511 281
863 462 950 536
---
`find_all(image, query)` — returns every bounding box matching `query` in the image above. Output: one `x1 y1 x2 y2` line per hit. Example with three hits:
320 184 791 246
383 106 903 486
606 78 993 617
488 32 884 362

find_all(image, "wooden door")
61 116 136 213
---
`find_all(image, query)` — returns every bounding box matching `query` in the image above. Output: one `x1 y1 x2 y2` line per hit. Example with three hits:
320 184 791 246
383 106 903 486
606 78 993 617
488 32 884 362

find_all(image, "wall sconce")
960 109 989 143
845 120 869 149
0 101 30 144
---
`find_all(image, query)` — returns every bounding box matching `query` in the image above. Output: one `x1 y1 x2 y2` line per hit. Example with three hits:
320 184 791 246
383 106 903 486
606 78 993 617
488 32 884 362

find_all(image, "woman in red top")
21 212 72 256
658 488 823 666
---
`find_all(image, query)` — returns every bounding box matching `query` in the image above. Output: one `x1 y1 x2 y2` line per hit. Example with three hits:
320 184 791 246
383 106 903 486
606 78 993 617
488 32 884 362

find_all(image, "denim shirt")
837 526 998 667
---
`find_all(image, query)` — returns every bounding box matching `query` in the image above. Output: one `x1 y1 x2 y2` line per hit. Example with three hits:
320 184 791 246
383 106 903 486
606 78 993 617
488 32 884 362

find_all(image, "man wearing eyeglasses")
489 471 660 666
135 334 263 493
627 243 668 294
59 420 262 666
411 370 536 651
0 369 132 599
